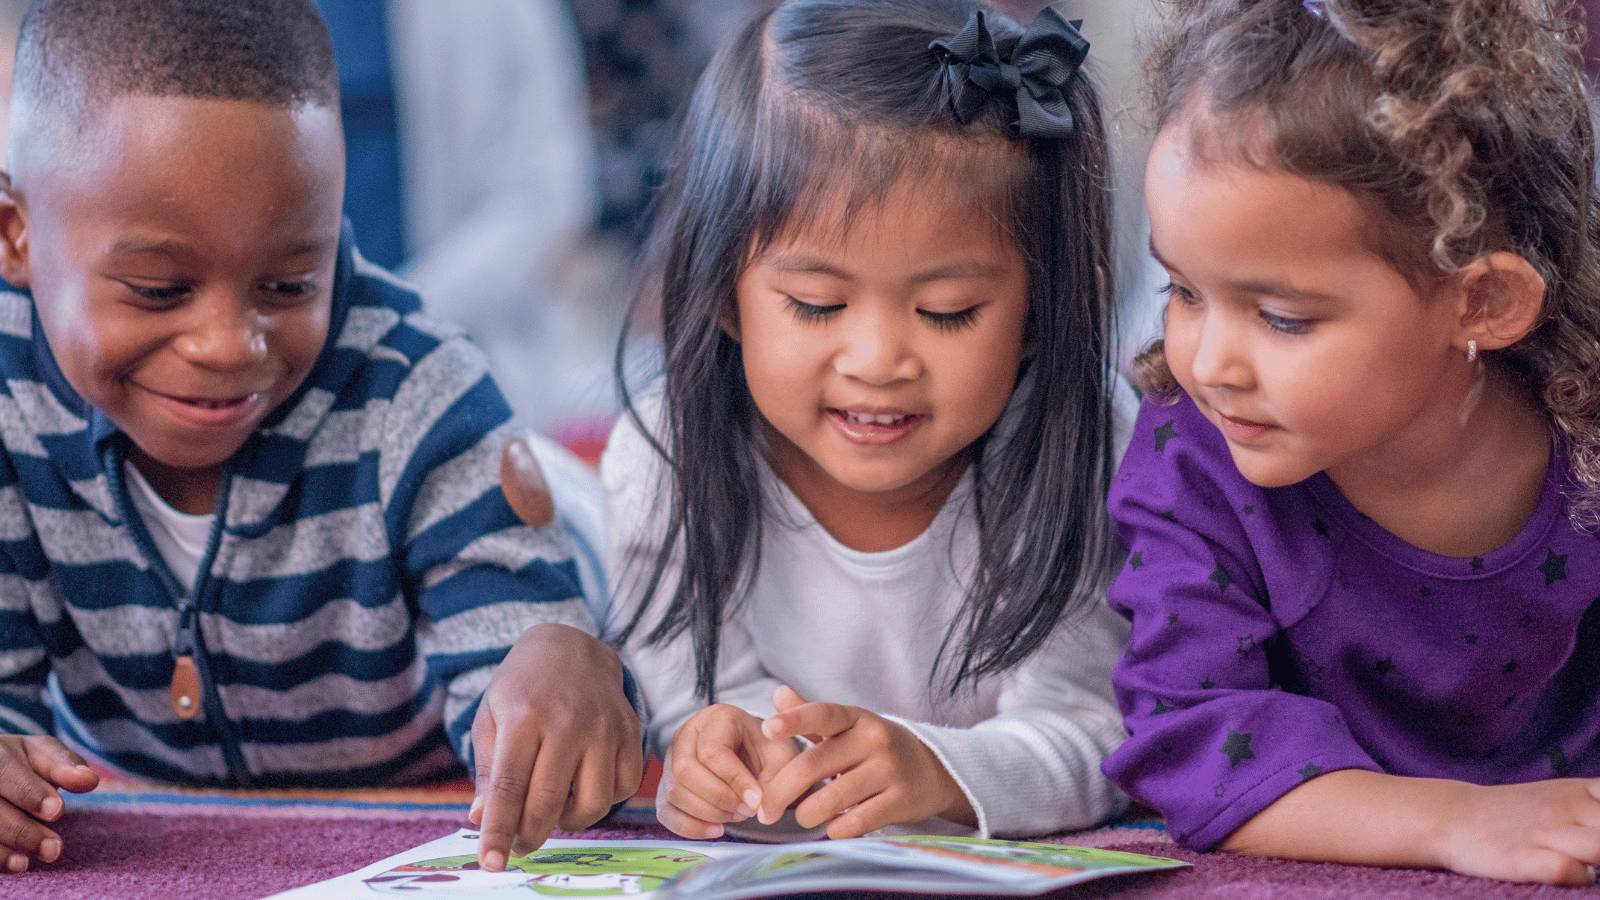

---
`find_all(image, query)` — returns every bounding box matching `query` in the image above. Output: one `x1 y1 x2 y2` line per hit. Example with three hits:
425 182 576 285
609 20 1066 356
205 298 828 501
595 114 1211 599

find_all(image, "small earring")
1466 339 1478 362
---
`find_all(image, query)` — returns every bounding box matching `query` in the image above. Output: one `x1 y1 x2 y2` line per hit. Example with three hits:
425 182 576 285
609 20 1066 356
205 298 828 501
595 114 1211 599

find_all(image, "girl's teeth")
846 412 906 426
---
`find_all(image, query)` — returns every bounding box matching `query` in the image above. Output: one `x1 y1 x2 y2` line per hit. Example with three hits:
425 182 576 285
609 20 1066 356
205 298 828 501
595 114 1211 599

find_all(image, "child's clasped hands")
658 685 974 840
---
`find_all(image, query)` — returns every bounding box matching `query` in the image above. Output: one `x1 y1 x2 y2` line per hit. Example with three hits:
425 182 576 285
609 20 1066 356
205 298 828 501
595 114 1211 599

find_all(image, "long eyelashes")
782 296 982 332
784 296 843 323
1158 282 1313 335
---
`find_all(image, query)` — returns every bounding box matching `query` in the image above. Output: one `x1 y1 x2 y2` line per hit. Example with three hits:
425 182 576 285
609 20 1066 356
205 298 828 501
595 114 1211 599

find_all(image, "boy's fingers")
477 727 537 872
657 798 723 840
612 743 644 806
0 803 57 860
517 738 583 851
763 702 856 743
0 754 61 822
559 751 615 833
22 740 95 796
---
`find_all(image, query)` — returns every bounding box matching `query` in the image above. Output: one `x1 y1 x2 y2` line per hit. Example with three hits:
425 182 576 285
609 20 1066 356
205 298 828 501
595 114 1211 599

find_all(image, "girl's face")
733 184 1029 504
1146 123 1468 489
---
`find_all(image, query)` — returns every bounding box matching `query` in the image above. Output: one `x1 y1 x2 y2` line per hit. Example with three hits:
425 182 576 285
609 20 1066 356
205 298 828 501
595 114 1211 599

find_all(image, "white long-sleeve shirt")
601 386 1134 839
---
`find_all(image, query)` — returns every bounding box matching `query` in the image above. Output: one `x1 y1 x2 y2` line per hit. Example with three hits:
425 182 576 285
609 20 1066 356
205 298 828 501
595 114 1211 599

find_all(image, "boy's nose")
175 298 269 370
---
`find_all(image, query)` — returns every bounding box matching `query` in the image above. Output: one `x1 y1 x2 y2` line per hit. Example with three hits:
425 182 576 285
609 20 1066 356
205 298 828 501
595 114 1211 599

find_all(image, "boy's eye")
784 296 843 322
260 281 317 303
126 283 190 305
1260 310 1313 335
917 306 981 332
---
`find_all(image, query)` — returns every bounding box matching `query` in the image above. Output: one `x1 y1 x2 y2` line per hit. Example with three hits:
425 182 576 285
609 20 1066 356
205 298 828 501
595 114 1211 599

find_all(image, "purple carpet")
0 803 1581 897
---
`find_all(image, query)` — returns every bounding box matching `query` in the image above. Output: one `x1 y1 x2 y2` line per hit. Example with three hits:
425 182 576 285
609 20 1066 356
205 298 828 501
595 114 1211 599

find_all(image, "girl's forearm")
1220 769 1468 869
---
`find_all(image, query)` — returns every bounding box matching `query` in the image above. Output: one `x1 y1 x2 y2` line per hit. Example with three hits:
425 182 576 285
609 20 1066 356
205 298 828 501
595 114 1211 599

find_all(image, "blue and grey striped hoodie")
0 231 596 787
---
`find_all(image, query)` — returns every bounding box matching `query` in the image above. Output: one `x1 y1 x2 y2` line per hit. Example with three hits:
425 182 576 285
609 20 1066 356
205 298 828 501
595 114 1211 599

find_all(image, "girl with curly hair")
1104 0 1600 885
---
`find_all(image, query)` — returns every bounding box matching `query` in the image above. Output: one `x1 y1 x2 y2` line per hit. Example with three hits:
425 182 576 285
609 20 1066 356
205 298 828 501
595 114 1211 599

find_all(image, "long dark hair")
614 0 1118 701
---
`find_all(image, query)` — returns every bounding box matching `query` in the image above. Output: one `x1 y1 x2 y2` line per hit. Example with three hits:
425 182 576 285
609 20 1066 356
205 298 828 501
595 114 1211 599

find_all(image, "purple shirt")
1101 392 1600 850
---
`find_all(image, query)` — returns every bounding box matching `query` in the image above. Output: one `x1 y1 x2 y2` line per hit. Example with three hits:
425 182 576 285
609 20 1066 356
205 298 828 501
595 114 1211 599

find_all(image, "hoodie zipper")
107 451 251 786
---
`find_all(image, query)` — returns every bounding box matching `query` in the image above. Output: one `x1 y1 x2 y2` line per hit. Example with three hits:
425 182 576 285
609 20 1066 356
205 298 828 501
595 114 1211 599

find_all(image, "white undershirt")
603 382 1138 839
124 461 214 593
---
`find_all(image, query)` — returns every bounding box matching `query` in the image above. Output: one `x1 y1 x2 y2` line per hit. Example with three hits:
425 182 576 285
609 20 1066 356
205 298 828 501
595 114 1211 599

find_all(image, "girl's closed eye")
918 305 982 332
784 295 844 323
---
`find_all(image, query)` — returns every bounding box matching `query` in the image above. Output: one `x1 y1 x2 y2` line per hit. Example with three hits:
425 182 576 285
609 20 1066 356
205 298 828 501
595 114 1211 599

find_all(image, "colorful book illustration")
270 828 1188 898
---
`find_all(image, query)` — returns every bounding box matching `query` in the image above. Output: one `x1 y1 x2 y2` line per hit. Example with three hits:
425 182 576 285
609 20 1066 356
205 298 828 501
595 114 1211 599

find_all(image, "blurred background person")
317 0 603 433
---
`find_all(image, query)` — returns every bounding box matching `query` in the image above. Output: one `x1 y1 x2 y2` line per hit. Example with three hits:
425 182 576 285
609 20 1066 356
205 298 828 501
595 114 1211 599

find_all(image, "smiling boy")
0 0 640 874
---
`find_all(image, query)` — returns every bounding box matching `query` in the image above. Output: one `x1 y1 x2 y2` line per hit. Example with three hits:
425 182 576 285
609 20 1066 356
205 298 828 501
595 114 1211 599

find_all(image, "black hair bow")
929 7 1090 139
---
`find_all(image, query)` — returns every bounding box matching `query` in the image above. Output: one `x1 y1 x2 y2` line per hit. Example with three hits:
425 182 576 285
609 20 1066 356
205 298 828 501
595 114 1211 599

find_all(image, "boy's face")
1 95 344 482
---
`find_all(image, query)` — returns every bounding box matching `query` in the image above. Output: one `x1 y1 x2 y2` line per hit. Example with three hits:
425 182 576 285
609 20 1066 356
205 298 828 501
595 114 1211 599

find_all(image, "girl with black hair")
602 0 1132 841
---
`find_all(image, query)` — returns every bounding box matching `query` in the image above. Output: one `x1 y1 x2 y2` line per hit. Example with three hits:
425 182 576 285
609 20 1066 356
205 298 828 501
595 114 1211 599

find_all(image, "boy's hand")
469 623 642 871
1432 778 1600 885
0 735 98 873
757 685 972 839
657 703 799 839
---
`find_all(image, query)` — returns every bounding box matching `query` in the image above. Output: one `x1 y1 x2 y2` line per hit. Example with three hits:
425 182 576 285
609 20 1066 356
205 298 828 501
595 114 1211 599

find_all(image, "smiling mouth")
154 390 261 409
835 409 916 427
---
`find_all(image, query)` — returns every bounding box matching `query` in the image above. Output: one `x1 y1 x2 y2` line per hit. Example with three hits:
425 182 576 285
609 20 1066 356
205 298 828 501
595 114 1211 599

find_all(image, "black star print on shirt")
1154 421 1177 452
1298 763 1324 780
1221 730 1255 768
1152 698 1173 715
1210 564 1232 593
1469 556 1484 573
1374 658 1394 677
1539 550 1568 587
1129 552 1144 571
1550 747 1572 777
1312 519 1330 538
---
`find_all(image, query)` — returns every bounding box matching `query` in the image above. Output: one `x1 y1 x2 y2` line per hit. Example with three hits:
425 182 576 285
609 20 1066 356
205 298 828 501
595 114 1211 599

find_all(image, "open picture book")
271 827 1187 898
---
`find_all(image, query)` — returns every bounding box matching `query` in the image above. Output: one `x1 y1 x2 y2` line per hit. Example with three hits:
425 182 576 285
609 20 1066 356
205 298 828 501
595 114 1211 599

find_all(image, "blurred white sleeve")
388 0 597 333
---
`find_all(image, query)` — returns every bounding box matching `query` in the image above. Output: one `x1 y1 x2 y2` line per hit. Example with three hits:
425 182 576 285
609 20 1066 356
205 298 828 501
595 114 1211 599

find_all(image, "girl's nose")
174 294 269 370
1189 313 1254 391
833 312 922 385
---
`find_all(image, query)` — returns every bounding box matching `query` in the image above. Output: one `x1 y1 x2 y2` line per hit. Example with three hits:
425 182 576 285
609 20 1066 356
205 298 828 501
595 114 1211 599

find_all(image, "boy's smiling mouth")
134 383 266 429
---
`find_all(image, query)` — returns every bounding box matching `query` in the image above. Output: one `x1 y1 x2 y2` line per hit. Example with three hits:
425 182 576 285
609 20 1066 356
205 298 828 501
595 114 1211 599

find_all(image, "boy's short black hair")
14 0 337 123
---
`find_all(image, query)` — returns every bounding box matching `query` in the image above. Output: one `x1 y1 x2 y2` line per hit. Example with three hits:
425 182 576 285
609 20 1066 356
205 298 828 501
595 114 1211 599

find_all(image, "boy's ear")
1455 251 1545 354
0 171 31 289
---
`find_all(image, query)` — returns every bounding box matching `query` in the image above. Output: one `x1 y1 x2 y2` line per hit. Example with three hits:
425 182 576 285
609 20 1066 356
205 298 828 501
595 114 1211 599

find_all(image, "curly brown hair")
1136 0 1600 526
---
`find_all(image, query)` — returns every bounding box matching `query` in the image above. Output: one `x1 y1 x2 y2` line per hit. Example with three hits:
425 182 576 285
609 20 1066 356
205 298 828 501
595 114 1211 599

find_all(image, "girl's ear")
1455 252 1545 354
0 172 31 288
719 305 741 342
